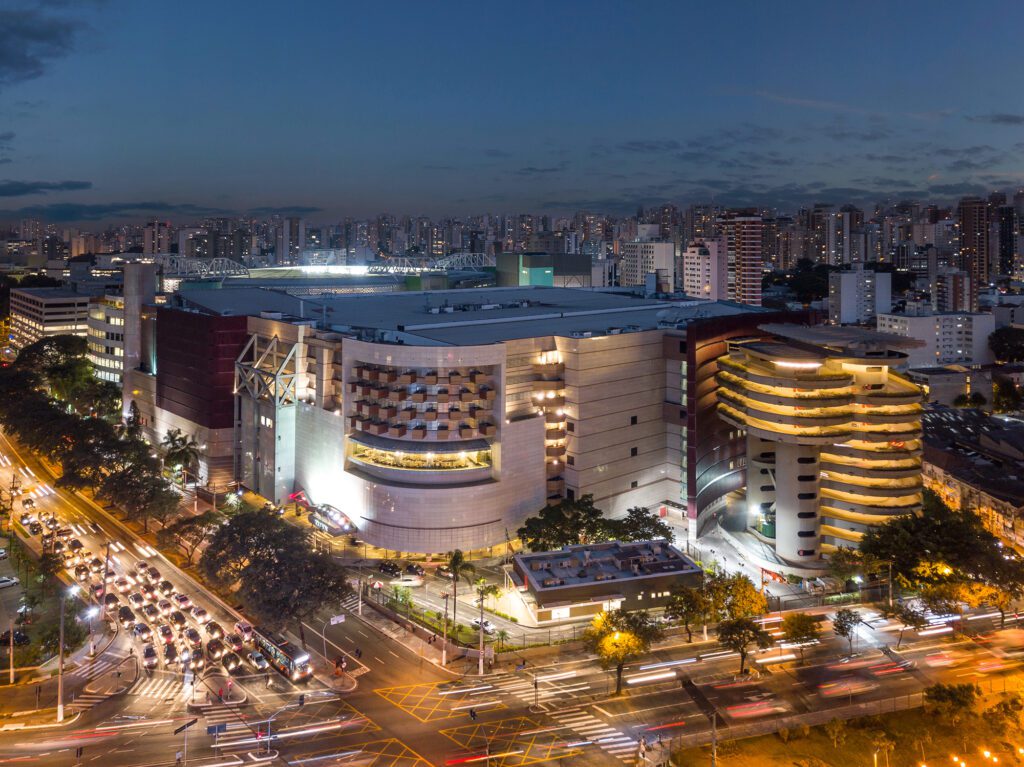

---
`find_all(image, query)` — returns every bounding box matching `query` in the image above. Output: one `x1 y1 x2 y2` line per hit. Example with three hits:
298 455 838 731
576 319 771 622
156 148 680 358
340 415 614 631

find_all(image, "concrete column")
745 434 777 537
774 442 821 564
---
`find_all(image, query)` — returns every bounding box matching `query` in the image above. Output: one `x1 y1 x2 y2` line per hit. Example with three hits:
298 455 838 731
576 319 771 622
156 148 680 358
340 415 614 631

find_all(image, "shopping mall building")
126 285 808 554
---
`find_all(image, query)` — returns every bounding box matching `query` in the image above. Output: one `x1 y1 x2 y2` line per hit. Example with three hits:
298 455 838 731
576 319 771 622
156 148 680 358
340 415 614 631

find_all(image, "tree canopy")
583 609 664 695
517 496 673 552
990 326 1024 363
157 509 222 565
717 617 772 675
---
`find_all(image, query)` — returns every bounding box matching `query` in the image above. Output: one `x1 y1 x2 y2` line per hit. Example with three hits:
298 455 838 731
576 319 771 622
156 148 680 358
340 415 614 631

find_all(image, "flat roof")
759 322 926 349
11 287 87 300
174 287 325 317
514 539 700 593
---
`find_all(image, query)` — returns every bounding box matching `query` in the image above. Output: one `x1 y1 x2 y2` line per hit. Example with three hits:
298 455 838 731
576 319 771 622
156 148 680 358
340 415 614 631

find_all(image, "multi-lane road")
2 427 1024 767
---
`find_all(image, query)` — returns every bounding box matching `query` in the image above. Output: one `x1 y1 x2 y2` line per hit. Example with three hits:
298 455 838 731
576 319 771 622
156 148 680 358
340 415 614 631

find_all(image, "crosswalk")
130 675 184 700
203 704 248 727
549 708 638 763
68 654 126 680
68 691 110 712
340 593 360 613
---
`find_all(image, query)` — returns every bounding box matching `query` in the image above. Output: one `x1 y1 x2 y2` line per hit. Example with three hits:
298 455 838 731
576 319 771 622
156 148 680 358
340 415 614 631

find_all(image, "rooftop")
759 322 926 350
514 539 700 593
11 287 88 300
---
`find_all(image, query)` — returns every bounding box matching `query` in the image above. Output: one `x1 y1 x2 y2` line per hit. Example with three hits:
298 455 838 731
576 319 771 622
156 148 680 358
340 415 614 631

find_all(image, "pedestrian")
218 687 223 700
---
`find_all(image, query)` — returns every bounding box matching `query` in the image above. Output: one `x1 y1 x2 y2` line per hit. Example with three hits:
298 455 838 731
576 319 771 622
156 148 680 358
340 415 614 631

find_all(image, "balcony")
480 387 496 401
381 370 398 384
399 407 416 421
410 427 427 439
388 424 407 438
540 395 565 408
411 391 427 403
459 390 476 403
370 386 390 399
387 388 405 402
546 445 566 457
366 422 388 436
399 371 417 385
532 361 563 376
423 371 439 385
346 381 359 394
546 427 567 440
479 423 496 437
459 426 476 439
365 368 380 382
546 477 565 495
356 384 373 397
546 461 563 478
379 405 398 419
436 389 450 403
469 370 488 384
445 408 464 422
423 409 438 422
533 379 563 391
448 371 464 385
435 426 451 440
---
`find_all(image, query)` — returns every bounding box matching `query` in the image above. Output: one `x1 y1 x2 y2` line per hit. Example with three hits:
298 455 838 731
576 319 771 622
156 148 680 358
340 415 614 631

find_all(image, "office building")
876 310 995 367
932 269 972 313
89 263 158 384
619 225 674 290
958 196 989 309
716 338 923 563
9 288 90 349
828 265 891 325
718 212 763 306
681 238 727 300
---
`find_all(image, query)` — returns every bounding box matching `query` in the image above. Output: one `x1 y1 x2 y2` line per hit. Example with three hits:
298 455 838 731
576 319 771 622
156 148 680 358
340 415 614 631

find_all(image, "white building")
681 238 727 299
619 224 674 291
828 266 891 325
876 310 995 367
9 288 89 349
86 296 125 382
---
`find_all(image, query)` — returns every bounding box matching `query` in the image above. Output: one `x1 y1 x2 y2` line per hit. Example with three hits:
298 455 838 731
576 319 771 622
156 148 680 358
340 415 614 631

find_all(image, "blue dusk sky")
1 0 1023 222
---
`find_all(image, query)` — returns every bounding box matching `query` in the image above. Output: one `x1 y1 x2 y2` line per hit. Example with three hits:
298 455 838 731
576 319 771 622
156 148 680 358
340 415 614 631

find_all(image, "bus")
252 627 313 682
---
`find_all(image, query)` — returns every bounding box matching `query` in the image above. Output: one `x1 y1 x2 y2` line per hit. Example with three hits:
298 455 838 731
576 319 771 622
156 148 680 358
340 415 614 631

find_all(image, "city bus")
251 627 313 682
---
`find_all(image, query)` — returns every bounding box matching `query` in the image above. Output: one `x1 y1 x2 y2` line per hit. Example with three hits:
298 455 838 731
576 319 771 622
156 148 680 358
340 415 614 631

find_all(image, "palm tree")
496 628 510 652
446 549 476 635
474 578 501 675
161 428 200 486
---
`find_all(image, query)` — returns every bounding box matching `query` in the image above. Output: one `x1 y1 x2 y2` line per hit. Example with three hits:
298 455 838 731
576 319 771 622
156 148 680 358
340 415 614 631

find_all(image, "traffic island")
84 654 138 697
186 672 248 713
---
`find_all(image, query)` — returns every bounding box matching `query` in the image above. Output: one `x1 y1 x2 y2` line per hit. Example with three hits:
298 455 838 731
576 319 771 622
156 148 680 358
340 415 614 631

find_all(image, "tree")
474 579 500 674
37 551 63 596
992 376 1023 413
989 326 1024 363
584 609 664 695
716 617 772 676
924 682 980 726
445 549 476 632
161 428 200 485
832 608 860 655
889 602 927 649
824 718 847 750
200 508 311 588
495 629 510 652
871 732 895 767
516 494 608 551
707 572 768 621
781 612 819 662
157 509 222 565
606 506 674 543
664 586 711 643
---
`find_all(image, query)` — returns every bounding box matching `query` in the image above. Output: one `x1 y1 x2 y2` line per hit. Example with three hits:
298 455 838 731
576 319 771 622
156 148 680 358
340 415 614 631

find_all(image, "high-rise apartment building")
718 212 763 306
876 310 995 367
826 205 865 266
619 224 674 290
828 265 891 325
958 196 989 309
143 220 172 255
681 238 727 300
931 269 972 313
717 339 923 563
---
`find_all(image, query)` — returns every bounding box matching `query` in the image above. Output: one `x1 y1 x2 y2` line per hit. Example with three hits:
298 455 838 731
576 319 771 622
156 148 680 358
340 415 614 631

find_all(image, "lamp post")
85 606 99 658
57 584 79 722
441 592 450 666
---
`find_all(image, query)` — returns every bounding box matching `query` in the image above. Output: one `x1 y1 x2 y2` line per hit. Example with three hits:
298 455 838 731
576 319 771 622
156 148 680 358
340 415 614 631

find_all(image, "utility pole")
441 592 450 666
478 591 486 677
887 560 894 609
56 591 66 722
710 712 717 767
8 618 13 684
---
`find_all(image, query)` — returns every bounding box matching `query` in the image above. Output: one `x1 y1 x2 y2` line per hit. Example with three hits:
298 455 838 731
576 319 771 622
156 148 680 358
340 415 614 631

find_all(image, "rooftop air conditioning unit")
570 330 593 338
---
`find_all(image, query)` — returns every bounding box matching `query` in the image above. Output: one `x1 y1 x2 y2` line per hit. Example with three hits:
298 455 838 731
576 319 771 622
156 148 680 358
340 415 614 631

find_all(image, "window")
797 457 817 464
797 549 816 556
566 456 574 466
630 480 638 489
630 415 638 425
760 501 773 509
566 488 575 502
259 415 274 428
797 511 818 519
798 530 816 537
760 468 769 475
797 492 817 500
566 422 574 433
759 485 773 492
630 447 638 457
797 475 816 482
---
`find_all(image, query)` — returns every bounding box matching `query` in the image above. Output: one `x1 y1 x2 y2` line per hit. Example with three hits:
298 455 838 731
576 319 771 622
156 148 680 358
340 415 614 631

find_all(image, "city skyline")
1 0 1023 223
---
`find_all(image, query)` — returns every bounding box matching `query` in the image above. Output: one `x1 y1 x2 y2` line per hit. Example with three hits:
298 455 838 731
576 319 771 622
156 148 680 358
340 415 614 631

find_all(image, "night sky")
1 0 1023 223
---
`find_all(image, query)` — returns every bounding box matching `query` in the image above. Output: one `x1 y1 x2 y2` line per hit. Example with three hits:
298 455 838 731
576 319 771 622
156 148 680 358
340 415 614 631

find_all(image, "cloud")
864 153 913 164
754 90 879 116
928 182 988 196
947 157 1001 172
0 200 232 222
0 131 14 146
0 159 11 165
247 205 323 215
482 148 511 158
515 163 568 176
617 139 682 154
931 144 996 157
0 179 91 197
421 164 458 171
967 113 1024 125
822 126 891 142
0 8 79 90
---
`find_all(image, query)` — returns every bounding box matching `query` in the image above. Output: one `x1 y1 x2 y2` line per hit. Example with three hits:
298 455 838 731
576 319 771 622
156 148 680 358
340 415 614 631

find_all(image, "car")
89 522 101 534
103 593 120 609
471 618 496 635
206 638 226 659
89 557 104 573
437 565 455 580
133 622 153 642
140 584 158 602
51 540 65 554
62 553 77 570
190 606 210 625
127 593 146 610
234 621 253 642
183 627 202 649
222 651 241 672
18 513 35 525
114 577 131 594
67 538 83 551
134 559 150 573
246 651 269 671
28 523 43 535
90 583 105 600
146 567 161 582
205 621 224 639
41 532 55 546
189 653 206 672
0 629 29 646
378 561 401 577
169 611 188 630
174 593 192 610
157 580 174 596
0 548 7 561
117 606 136 628
142 604 161 623
56 528 73 541
0 576 20 589
74 564 90 582
157 599 173 616
103 570 117 583
163 644 179 666
404 563 426 576
157 624 174 644
389 574 424 588
142 644 158 669
225 633 244 652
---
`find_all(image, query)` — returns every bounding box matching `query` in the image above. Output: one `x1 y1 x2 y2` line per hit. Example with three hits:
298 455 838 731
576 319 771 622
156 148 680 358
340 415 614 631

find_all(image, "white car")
389 575 424 588
471 617 496 635
0 576 18 589
190 606 210 624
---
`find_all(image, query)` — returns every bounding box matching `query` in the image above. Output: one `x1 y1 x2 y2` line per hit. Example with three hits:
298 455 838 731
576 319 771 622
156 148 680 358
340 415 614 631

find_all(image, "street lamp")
85 606 99 658
57 584 80 722
441 592 450 666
